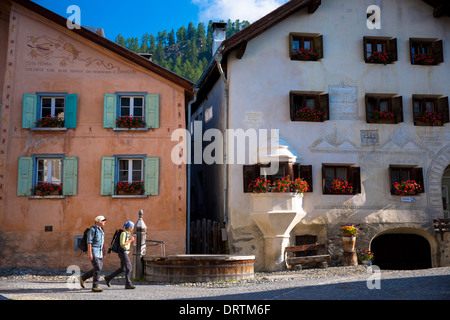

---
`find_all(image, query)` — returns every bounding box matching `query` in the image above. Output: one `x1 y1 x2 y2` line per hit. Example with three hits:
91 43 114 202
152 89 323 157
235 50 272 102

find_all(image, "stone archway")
370 228 433 270
427 144 450 219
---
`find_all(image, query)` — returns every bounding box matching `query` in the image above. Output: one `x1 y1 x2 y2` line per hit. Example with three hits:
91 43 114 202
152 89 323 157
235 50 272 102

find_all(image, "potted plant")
115 181 145 195
415 111 443 126
412 52 436 65
292 48 319 61
327 178 354 194
365 50 394 65
370 110 395 124
35 115 64 128
248 178 271 193
272 176 292 193
360 250 374 266
115 115 147 129
341 224 359 257
290 177 309 194
392 180 422 195
32 182 63 196
341 224 359 237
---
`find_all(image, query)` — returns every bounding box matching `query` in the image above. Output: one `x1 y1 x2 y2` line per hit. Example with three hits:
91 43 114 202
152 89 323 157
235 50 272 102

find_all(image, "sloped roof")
11 0 194 95
195 0 319 103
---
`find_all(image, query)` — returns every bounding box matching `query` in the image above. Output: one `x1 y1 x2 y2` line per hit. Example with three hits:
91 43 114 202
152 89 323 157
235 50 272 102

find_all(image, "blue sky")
33 0 289 42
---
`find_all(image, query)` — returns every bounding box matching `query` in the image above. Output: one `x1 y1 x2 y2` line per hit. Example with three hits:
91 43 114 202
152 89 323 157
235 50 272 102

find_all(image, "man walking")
80 215 107 292
104 221 136 289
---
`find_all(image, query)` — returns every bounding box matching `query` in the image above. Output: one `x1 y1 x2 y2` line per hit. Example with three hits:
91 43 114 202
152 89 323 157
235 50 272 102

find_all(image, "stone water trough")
144 254 255 283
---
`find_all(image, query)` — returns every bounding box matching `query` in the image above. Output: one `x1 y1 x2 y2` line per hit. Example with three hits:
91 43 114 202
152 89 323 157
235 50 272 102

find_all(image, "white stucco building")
190 0 450 271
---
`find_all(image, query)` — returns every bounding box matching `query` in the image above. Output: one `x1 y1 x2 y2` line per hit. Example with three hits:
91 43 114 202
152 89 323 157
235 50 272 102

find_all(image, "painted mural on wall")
25 35 136 75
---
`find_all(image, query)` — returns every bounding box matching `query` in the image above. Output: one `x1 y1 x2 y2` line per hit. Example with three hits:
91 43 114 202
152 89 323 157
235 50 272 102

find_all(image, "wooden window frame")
118 95 145 120
290 91 329 122
389 165 425 195
363 37 397 64
289 33 323 61
412 95 449 125
322 164 361 195
243 163 313 193
409 38 444 65
365 94 403 124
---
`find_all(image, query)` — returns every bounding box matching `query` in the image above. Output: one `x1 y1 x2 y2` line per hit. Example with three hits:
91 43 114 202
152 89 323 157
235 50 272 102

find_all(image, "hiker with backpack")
79 215 107 292
104 221 136 289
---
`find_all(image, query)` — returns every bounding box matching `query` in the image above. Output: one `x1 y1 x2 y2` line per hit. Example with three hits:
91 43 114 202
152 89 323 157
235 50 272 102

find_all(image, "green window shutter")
17 157 33 196
101 157 115 195
63 157 78 195
65 94 78 128
22 94 37 128
103 94 117 128
145 157 159 195
145 94 159 128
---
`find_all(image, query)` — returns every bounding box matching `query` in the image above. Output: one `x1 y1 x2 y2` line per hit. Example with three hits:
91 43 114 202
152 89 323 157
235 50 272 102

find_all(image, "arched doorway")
371 233 432 270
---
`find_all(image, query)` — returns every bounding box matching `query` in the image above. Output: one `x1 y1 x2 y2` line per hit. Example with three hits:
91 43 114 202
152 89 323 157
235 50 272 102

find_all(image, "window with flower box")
289 33 323 61
103 93 159 130
322 165 360 195
363 37 397 64
243 163 313 193
365 94 403 124
409 38 443 65
22 93 77 130
412 95 449 126
17 155 78 197
289 91 329 122
101 155 159 197
389 165 424 195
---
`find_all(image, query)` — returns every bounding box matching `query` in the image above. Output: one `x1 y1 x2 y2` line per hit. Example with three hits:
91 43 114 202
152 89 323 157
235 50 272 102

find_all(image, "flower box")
32 182 63 196
35 115 64 128
365 50 395 65
369 118 395 124
415 111 443 126
412 53 436 65
392 180 422 195
115 181 145 195
415 120 443 127
115 116 147 129
292 48 319 61
248 175 309 194
294 107 323 122
327 178 354 195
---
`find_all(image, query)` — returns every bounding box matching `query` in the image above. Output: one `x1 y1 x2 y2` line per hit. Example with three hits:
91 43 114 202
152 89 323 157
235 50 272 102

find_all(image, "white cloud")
192 0 289 23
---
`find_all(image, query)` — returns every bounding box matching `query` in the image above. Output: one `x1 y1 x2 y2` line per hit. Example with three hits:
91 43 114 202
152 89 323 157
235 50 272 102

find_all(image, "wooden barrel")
144 254 255 283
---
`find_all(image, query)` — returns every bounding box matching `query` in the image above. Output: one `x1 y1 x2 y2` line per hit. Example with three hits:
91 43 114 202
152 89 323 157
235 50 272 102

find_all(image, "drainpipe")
186 88 198 254
214 46 230 231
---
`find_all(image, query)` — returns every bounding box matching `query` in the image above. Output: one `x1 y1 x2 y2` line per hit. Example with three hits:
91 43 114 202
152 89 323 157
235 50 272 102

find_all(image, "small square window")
289 33 323 61
290 91 329 122
363 37 397 64
322 165 360 195
409 38 443 65
412 95 449 126
365 94 403 124
389 166 424 195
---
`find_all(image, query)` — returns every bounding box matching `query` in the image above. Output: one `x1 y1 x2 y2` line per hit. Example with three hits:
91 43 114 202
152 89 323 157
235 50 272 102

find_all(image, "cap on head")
95 215 107 223
123 221 134 229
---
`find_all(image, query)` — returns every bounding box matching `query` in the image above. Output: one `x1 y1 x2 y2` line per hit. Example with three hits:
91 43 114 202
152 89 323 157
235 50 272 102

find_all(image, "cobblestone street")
1 266 449 301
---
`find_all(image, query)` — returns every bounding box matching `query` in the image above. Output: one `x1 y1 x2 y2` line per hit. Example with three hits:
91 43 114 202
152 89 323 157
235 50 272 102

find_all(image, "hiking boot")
125 284 136 289
91 286 103 292
104 277 111 287
79 277 85 289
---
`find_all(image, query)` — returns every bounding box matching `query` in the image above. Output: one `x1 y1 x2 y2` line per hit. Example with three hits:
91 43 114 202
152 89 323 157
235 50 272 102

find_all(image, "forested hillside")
114 20 250 83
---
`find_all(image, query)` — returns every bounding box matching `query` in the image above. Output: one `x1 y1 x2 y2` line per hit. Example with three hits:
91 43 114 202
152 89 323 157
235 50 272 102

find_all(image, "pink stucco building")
0 0 194 270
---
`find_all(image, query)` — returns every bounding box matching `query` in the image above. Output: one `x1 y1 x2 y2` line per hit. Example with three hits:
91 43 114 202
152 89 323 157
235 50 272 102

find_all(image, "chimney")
212 22 227 56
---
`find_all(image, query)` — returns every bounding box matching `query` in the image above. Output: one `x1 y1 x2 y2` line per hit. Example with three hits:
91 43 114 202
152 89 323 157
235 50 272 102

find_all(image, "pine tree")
114 19 250 83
